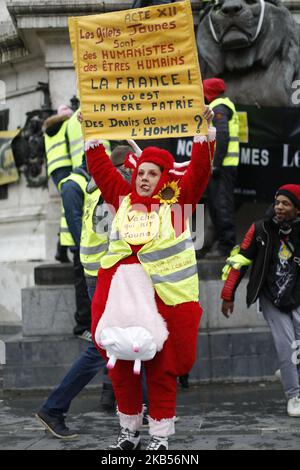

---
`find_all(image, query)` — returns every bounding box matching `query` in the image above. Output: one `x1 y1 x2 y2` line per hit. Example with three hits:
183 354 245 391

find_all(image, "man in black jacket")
221 184 300 417
203 78 239 258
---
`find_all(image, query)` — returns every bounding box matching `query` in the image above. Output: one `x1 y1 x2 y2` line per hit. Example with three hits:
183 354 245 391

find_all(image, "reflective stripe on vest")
139 238 194 263
59 173 88 247
66 110 84 169
80 187 109 277
150 264 198 284
44 119 71 176
101 195 199 305
211 97 240 167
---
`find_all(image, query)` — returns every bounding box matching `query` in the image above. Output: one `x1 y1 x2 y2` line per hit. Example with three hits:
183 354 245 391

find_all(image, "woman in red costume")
85 107 215 450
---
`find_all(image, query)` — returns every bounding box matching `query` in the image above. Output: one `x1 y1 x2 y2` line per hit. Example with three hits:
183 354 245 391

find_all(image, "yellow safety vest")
66 109 112 169
211 97 240 166
44 119 71 177
58 172 89 247
101 195 199 306
66 110 85 169
80 186 109 277
221 245 252 280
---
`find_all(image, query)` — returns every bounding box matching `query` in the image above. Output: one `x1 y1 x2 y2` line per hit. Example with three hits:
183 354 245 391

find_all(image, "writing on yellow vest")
120 209 160 245
211 97 240 167
80 185 109 277
101 195 199 306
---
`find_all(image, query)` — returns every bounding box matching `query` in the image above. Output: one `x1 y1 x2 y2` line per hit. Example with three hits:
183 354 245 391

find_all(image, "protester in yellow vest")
85 107 215 451
43 105 73 187
43 103 110 265
43 104 74 263
203 78 240 258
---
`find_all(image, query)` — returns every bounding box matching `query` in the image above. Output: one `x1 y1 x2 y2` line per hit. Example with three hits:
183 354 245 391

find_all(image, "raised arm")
85 140 131 211
178 106 215 209
179 128 216 209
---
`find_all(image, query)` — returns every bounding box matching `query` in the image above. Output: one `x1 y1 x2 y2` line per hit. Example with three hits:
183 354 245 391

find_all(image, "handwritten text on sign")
69 0 206 140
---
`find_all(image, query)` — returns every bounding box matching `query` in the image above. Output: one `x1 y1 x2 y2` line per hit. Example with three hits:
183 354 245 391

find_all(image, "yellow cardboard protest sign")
69 0 206 140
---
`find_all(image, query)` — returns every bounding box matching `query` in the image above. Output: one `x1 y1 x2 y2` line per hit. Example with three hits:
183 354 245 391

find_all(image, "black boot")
178 374 189 389
55 242 70 263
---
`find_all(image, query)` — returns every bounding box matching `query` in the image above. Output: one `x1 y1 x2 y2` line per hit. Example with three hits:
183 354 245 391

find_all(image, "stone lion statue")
197 0 300 106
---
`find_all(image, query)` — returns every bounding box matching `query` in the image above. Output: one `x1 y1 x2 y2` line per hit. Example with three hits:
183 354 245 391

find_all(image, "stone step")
0 323 22 335
21 276 267 337
22 285 76 336
34 263 74 286
33 260 227 286
1 333 102 389
0 328 278 390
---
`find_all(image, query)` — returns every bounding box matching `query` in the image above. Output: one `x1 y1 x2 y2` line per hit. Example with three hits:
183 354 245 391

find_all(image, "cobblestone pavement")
1 381 300 450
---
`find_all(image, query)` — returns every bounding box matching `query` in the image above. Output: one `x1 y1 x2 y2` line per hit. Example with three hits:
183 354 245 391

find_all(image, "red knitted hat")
276 184 300 208
203 78 226 104
137 146 175 171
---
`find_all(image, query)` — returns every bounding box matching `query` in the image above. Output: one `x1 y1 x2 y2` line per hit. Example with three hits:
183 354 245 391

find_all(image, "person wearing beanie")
202 78 239 258
85 106 215 450
221 184 300 417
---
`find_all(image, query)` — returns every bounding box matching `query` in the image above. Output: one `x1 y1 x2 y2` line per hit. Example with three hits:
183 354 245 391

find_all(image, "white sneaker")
287 396 300 417
108 427 141 450
146 435 168 450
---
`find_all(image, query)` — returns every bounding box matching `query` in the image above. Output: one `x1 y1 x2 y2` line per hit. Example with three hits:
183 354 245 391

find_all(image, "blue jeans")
42 343 109 417
41 283 108 417
61 179 84 247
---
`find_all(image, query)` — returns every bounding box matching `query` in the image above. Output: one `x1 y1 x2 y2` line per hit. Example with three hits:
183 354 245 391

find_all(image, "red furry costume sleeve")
86 143 131 211
178 139 215 209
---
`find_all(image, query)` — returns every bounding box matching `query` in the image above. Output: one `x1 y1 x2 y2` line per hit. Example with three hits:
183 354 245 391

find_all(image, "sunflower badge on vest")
154 180 181 205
